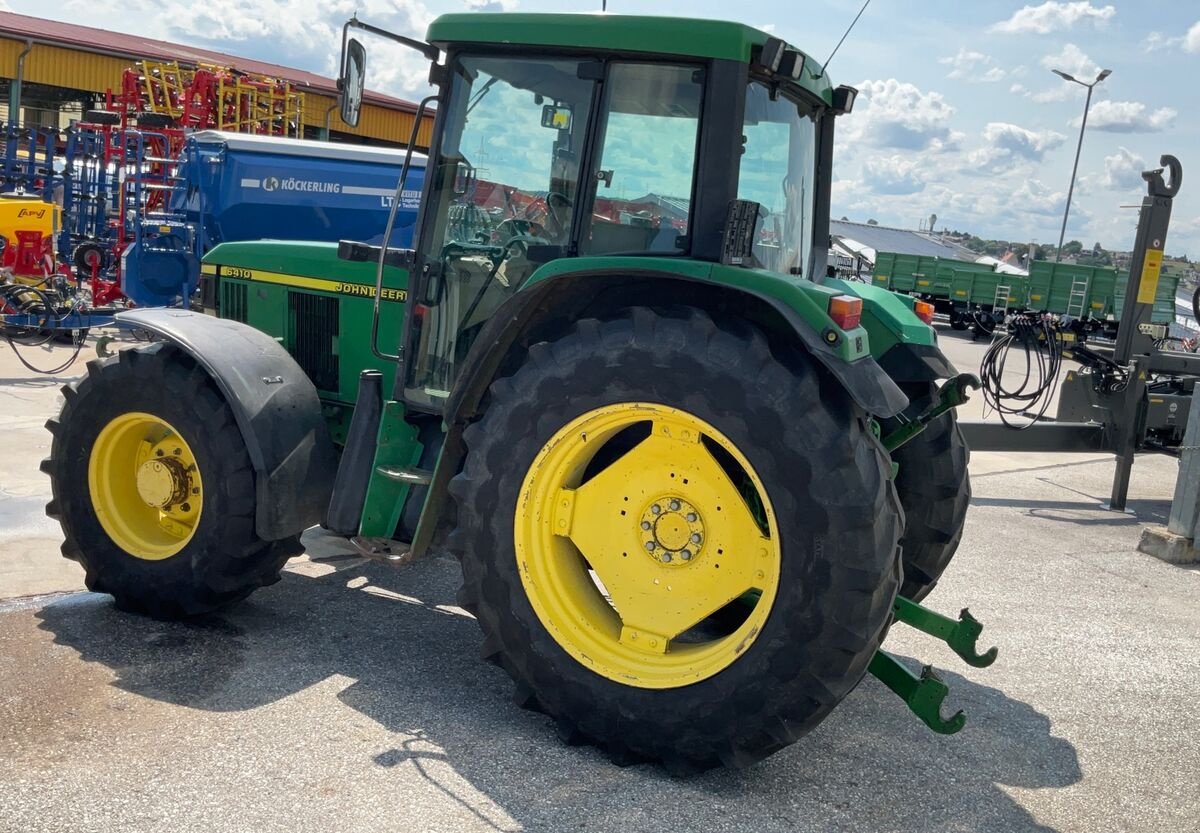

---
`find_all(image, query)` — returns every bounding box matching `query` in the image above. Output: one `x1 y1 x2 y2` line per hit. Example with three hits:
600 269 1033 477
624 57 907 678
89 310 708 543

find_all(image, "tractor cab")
338 15 859 411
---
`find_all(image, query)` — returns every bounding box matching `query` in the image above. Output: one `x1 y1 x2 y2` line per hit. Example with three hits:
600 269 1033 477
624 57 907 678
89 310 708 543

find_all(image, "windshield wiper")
466 76 500 116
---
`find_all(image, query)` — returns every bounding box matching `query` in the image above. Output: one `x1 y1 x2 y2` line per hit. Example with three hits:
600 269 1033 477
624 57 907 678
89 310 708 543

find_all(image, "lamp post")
1052 67 1111 262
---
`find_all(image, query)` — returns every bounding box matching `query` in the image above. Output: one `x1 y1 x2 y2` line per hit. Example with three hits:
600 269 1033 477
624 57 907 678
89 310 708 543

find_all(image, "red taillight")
828 295 862 330
914 300 935 325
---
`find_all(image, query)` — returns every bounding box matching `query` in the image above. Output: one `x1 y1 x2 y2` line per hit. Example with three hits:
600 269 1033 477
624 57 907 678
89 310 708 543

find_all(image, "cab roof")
426 13 833 104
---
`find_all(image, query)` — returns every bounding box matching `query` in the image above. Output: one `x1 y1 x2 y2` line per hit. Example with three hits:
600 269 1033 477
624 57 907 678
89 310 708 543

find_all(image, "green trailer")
1026 261 1119 319
948 268 1029 330
872 252 993 297
872 251 997 329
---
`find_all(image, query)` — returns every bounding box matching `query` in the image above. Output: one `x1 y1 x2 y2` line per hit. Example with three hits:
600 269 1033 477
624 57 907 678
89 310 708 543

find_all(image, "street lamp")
1052 67 1111 262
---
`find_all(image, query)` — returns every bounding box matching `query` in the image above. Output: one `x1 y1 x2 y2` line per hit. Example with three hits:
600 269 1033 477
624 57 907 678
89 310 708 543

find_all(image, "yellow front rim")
87 412 204 561
515 403 782 689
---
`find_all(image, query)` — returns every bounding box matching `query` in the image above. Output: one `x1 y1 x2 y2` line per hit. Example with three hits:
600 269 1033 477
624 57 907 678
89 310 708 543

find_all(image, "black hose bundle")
979 314 1065 429
0 283 88 374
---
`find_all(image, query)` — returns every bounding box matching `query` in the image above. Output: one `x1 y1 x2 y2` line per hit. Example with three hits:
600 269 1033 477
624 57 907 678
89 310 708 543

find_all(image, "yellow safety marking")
214 265 408 303
1137 249 1163 305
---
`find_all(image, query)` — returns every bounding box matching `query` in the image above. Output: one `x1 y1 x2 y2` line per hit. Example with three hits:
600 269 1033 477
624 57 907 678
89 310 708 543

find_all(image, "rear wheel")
884 382 970 601
450 309 901 771
43 344 301 619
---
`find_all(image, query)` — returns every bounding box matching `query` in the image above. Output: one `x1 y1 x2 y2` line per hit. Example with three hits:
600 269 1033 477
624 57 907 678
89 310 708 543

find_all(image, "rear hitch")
869 651 966 734
892 596 998 668
870 595 999 734
882 372 981 452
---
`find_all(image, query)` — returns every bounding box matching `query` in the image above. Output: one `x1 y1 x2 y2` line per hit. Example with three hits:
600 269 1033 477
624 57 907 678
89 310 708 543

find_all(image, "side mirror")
541 104 573 132
339 38 367 127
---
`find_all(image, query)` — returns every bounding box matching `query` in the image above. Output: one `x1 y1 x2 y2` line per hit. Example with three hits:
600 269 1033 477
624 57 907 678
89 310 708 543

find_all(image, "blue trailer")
120 131 426 307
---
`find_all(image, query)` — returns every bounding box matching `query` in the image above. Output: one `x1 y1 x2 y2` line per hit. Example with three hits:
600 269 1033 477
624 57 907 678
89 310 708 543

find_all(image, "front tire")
43 344 301 619
884 383 970 600
449 309 901 771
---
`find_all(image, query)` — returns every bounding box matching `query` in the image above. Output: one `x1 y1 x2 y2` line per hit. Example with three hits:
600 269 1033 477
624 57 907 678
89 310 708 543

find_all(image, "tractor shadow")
36 550 1081 833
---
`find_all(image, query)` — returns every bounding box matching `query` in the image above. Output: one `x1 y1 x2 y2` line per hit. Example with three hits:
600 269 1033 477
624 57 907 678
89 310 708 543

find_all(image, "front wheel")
449 309 902 771
43 344 301 619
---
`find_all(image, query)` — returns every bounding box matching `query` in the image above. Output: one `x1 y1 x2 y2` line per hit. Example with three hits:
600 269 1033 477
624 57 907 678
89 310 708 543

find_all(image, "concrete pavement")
1 328 1198 832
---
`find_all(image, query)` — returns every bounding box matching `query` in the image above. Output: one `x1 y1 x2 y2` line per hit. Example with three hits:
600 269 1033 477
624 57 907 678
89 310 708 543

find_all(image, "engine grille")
288 291 339 393
221 281 248 323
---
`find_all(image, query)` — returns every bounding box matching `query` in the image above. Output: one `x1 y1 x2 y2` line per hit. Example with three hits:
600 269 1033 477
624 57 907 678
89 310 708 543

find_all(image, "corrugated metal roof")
830 220 977 262
0 11 416 113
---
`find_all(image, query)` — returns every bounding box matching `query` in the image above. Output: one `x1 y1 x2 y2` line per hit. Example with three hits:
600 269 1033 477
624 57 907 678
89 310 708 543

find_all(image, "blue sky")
12 0 1197 257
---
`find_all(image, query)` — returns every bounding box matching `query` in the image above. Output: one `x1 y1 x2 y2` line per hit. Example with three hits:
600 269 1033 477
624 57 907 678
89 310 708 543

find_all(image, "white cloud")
963 122 1065 174
940 48 987 79
465 0 518 9
846 79 957 150
1188 21 1200 52
1010 83 1028 94
861 155 927 196
993 2 1115 35
1079 101 1178 133
939 49 1008 83
1102 147 1147 190
1039 43 1101 81
983 122 1066 158
1011 179 1067 218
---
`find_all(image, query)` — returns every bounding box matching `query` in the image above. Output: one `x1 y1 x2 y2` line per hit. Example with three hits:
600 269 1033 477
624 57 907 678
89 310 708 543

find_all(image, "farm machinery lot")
2 329 1198 833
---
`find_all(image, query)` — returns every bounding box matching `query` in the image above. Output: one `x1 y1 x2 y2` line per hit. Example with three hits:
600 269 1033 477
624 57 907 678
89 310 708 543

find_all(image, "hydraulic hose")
978 314 1065 429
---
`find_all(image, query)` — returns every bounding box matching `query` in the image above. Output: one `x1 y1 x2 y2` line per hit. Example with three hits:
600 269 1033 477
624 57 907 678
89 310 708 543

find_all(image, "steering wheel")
533 191 573 241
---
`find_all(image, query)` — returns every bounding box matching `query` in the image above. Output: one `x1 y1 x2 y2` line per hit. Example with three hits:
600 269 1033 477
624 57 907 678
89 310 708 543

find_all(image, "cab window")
583 63 703 256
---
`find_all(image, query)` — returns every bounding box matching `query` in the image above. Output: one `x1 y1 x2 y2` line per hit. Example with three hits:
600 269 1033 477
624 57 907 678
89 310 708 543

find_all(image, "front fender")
115 309 338 540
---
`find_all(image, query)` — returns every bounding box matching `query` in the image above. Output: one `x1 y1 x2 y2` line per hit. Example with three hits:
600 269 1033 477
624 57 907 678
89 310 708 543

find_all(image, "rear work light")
914 300 935 325
828 295 863 330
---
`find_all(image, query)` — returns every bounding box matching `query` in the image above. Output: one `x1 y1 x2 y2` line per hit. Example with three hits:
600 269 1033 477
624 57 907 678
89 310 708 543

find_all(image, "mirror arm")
344 16 440 62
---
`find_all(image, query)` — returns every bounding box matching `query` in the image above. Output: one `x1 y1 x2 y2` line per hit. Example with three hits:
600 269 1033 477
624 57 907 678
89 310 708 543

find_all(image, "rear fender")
410 270 908 558
114 309 339 540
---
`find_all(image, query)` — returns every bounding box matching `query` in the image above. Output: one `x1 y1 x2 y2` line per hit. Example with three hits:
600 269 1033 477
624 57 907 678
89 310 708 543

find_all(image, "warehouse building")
0 11 431 148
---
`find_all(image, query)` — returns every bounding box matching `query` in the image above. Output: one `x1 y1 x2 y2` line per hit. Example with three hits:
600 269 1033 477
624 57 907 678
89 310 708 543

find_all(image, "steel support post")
1113 157 1180 365
1167 385 1200 539
1109 355 1149 511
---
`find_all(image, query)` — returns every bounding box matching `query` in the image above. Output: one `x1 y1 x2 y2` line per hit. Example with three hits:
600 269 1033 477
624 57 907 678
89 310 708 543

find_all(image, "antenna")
818 0 872 78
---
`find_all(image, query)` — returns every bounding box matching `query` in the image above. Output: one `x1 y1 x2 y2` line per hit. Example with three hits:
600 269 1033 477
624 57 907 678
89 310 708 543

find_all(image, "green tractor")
43 13 987 771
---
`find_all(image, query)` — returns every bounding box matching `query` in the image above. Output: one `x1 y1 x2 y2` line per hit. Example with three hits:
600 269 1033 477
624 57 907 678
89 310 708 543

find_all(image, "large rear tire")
43 344 301 619
885 382 970 601
449 308 901 771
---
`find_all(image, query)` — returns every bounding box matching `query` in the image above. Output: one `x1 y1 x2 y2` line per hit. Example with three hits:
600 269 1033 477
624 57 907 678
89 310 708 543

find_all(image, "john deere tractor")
43 13 988 771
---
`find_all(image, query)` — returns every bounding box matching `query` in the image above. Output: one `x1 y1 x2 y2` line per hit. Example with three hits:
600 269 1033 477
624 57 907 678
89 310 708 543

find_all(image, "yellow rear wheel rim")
514 403 782 689
88 412 204 561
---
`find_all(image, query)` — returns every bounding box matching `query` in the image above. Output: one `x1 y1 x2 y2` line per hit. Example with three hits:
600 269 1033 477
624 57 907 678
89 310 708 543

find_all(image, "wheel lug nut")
645 541 656 552
173 448 182 456
690 533 701 544
661 553 672 563
650 504 661 515
155 449 164 457
641 521 651 530
680 550 692 561
669 499 681 511
686 512 697 522
181 502 190 512
192 487 200 495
